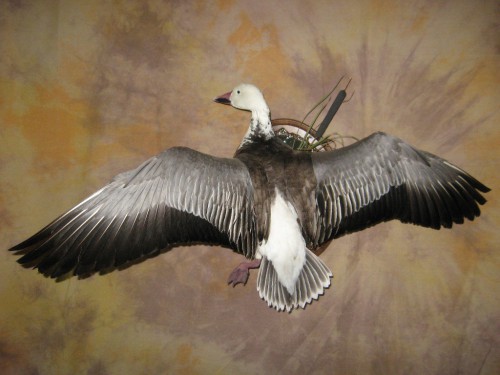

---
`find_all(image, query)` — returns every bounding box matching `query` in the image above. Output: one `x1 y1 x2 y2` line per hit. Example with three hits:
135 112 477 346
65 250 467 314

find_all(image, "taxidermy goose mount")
10 83 490 312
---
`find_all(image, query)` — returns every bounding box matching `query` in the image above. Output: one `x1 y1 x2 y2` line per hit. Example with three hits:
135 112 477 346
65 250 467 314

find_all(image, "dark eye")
237 90 241 94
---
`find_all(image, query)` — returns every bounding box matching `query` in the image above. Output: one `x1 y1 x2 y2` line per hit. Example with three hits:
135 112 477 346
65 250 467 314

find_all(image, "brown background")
1 1 499 374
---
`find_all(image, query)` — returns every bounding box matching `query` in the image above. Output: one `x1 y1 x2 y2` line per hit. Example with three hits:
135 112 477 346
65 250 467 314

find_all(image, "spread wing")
311 132 490 245
10 147 258 278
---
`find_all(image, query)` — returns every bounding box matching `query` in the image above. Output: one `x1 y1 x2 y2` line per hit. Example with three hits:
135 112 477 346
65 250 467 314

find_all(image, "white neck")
240 108 274 147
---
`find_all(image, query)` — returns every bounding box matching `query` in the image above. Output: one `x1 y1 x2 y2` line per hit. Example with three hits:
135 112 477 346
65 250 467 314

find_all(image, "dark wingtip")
471 178 491 194
9 237 40 252
9 244 23 252
481 185 491 193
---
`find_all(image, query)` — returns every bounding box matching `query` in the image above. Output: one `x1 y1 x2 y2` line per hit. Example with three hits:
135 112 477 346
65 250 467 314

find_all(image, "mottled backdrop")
1 1 499 374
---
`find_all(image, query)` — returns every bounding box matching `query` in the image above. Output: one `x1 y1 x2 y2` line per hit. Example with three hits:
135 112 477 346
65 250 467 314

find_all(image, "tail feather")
257 249 332 312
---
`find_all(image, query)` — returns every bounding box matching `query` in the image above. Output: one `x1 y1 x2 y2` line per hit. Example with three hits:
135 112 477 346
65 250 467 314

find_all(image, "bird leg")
227 259 261 287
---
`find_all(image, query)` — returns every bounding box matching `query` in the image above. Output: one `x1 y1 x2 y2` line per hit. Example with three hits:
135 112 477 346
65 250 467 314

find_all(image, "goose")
9 83 489 312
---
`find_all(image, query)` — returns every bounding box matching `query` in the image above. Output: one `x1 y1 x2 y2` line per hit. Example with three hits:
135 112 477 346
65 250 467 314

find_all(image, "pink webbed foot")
227 259 261 287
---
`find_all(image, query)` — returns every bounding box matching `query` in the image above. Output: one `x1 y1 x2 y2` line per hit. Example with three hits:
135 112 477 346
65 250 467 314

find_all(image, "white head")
214 83 269 114
215 83 274 144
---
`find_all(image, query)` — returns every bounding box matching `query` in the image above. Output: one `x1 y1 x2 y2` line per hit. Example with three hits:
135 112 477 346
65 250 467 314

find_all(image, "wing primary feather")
429 183 453 228
456 175 487 205
46 208 102 277
420 184 440 229
443 161 490 193
15 209 89 263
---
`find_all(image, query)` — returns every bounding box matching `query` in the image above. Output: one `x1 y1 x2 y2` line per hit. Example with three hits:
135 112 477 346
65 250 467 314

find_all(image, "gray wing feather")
11 147 257 278
311 132 489 245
